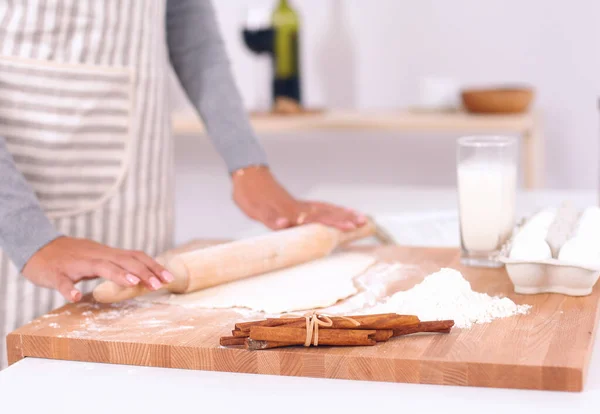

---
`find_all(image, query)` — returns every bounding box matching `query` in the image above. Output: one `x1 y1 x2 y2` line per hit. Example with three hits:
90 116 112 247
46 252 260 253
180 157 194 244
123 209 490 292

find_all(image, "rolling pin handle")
164 256 190 294
92 281 151 304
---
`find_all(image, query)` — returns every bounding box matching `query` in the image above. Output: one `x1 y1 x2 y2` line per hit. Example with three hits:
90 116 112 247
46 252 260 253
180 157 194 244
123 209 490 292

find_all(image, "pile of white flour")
368 268 531 328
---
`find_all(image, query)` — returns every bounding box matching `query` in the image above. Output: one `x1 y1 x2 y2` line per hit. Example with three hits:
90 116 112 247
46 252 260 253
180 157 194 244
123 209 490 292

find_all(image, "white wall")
172 0 600 190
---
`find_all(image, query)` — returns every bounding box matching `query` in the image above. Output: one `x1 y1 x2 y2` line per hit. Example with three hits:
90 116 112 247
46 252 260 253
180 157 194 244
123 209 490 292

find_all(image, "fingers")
308 213 357 231
56 274 81 302
71 247 170 291
274 216 291 229
267 212 292 230
85 259 142 288
23 236 174 301
342 208 368 228
112 251 171 290
300 202 368 231
350 209 368 226
232 183 297 230
253 201 367 232
248 203 294 230
131 251 174 284
231 168 366 232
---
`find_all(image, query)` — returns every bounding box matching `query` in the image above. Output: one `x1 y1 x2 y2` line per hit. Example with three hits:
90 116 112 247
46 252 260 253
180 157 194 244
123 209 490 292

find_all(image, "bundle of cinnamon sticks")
220 313 454 350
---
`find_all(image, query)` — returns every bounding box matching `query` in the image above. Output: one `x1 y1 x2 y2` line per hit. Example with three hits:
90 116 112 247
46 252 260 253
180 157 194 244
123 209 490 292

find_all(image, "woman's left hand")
232 166 367 231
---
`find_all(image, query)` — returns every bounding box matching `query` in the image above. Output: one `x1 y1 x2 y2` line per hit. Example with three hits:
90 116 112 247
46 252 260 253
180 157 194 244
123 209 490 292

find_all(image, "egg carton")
498 205 600 296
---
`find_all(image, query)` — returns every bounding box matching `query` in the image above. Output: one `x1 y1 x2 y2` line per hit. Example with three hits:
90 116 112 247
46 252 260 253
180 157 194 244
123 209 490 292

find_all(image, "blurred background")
169 0 600 240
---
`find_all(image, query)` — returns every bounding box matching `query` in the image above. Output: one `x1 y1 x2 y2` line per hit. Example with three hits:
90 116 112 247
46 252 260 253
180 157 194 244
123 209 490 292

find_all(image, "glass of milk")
457 136 517 267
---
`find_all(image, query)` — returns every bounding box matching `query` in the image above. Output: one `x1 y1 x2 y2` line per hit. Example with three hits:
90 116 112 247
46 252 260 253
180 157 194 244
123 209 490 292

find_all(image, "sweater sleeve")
0 136 61 270
166 0 268 173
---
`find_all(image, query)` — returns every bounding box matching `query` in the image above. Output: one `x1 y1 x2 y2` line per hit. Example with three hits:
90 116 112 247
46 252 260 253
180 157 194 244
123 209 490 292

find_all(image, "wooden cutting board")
7 246 600 392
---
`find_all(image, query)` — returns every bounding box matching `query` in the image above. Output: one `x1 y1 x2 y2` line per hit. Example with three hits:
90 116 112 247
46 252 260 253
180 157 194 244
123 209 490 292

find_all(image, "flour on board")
367 268 531 328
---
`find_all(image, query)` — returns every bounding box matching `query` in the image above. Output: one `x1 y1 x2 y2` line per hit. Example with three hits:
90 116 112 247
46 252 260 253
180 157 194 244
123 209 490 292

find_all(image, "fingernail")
149 277 162 290
71 289 82 302
356 214 367 224
162 270 174 283
126 274 140 286
345 221 357 230
275 217 289 228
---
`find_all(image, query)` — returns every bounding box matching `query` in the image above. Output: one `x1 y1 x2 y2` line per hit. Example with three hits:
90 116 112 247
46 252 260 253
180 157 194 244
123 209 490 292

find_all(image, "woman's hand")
232 166 367 231
21 236 173 302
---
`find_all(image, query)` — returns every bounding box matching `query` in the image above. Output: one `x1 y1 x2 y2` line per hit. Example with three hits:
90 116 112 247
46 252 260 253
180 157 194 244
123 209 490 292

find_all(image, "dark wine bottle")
271 0 301 105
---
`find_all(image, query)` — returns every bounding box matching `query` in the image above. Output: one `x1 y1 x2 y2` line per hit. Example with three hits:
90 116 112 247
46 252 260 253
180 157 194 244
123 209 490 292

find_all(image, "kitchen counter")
1 186 598 413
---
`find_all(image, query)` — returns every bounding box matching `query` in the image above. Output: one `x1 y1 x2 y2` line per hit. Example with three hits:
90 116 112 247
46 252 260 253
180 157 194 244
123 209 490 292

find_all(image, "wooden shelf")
172 109 537 136
171 109 543 189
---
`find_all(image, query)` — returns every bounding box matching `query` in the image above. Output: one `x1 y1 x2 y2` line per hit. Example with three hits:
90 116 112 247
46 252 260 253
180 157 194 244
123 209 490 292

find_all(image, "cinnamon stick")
235 319 288 332
271 314 419 330
373 329 394 342
235 314 419 333
244 330 393 349
219 336 246 346
245 339 297 350
249 326 378 346
393 320 454 337
224 320 455 349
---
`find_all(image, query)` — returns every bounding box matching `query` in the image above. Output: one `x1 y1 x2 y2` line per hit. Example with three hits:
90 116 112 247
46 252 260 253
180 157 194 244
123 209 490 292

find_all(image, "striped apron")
0 0 174 369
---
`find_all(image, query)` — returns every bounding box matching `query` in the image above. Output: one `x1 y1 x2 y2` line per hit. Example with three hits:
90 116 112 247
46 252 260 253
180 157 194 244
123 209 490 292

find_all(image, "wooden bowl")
461 87 534 114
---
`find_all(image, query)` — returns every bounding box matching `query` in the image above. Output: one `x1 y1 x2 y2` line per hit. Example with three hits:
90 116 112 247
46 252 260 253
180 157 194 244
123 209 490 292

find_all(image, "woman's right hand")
21 236 173 302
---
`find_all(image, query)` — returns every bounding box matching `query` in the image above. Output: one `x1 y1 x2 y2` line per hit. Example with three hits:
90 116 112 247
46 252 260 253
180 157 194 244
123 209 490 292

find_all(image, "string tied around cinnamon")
283 311 361 347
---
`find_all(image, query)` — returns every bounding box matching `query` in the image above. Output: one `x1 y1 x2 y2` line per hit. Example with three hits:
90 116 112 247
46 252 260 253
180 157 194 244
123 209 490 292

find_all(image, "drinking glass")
457 136 518 267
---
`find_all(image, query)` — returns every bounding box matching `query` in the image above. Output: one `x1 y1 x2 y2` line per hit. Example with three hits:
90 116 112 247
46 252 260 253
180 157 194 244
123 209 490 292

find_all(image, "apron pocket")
0 56 133 218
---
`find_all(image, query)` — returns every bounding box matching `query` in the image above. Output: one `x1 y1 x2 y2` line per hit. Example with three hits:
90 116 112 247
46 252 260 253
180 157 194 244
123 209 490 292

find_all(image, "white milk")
458 161 517 252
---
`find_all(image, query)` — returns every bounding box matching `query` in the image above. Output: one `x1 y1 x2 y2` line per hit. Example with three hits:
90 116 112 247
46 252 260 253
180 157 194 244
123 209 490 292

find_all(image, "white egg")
509 235 552 261
576 226 600 240
516 226 547 240
576 208 600 240
558 236 600 268
527 208 557 229
580 207 600 222
521 208 556 236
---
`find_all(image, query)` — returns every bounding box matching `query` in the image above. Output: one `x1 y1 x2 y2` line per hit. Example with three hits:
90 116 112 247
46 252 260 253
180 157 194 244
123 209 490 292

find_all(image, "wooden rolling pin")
92 220 378 304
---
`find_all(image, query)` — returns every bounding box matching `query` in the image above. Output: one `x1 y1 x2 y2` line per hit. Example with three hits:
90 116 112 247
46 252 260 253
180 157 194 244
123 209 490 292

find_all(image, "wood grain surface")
7 246 599 392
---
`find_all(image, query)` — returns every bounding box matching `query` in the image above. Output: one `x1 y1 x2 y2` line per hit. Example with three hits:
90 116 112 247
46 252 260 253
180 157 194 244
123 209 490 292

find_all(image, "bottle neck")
277 0 291 10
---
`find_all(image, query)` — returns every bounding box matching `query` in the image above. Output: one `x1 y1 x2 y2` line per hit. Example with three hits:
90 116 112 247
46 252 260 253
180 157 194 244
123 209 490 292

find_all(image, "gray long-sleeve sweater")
0 0 268 271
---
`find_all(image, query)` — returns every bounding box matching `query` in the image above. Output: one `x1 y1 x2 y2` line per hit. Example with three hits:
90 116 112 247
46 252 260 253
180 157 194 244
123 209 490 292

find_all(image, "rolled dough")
141 252 376 314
